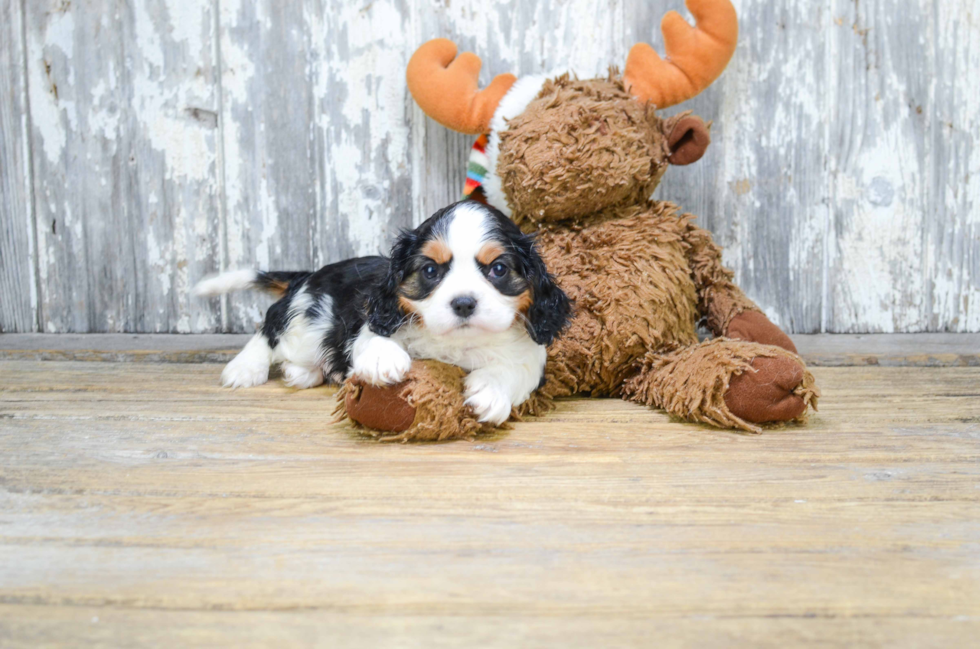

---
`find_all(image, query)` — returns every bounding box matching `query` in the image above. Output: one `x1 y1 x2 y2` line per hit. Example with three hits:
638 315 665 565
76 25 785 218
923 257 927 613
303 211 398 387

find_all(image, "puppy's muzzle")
450 295 477 319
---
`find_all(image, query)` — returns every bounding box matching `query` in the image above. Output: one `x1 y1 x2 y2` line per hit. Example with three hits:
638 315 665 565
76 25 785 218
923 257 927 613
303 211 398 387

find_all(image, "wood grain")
2 332 980 367
828 0 980 332
0 359 979 646
5 0 980 333
0 0 37 332
24 0 223 333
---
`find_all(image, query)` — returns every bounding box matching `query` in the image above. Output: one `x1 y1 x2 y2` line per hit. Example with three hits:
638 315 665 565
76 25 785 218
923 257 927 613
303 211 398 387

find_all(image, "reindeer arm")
681 222 755 333
682 221 798 352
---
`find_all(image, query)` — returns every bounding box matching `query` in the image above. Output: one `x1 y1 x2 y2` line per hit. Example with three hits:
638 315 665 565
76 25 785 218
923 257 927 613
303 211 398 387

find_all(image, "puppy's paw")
351 337 412 386
282 363 325 389
464 374 513 426
221 356 270 388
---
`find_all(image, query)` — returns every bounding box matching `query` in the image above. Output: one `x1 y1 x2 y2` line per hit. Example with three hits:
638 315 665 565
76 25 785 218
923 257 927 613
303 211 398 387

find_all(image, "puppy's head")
369 201 570 345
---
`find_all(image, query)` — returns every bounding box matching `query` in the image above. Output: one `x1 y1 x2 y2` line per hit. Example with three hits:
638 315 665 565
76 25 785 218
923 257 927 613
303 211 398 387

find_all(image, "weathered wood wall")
1 0 978 334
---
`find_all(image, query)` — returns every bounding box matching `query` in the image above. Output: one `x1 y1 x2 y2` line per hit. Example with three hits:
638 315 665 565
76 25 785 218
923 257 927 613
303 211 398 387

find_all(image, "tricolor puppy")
192 201 569 425
352 201 570 424
193 258 388 390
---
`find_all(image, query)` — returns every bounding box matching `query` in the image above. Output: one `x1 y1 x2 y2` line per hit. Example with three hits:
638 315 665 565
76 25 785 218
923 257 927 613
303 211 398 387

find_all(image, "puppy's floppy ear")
367 230 415 337
521 238 571 346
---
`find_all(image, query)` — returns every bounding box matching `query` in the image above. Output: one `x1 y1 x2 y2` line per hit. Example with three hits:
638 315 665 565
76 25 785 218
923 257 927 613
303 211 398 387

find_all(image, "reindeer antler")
406 39 517 135
623 0 738 108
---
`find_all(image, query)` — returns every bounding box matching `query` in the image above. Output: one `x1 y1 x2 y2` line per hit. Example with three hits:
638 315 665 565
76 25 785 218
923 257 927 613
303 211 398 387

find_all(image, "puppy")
193 201 569 424
352 201 570 424
193 258 388 389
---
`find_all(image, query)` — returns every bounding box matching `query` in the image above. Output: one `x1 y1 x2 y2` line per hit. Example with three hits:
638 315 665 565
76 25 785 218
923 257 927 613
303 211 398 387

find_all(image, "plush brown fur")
337 361 496 442
339 71 820 440
622 338 818 434
337 360 557 442
498 76 669 225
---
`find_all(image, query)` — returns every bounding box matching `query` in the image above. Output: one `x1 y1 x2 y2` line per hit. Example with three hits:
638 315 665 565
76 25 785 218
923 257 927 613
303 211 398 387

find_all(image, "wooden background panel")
0 0 37 332
25 0 222 333
828 0 941 333
3 0 980 333
219 0 321 330
649 0 829 333
220 0 417 332
926 0 980 332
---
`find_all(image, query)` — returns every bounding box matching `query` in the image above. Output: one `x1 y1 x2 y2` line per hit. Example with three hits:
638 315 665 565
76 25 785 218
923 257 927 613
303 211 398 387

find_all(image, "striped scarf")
461 134 490 204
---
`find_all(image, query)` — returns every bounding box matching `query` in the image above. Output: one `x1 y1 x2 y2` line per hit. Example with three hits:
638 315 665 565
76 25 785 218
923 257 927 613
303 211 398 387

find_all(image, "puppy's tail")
193 269 310 299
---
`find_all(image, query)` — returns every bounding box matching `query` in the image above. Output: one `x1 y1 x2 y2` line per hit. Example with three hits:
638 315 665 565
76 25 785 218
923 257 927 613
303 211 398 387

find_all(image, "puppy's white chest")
393 324 540 373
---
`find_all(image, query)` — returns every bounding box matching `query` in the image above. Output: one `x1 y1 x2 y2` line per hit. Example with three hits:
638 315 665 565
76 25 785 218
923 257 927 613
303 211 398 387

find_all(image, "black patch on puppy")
261 257 388 376
306 257 389 377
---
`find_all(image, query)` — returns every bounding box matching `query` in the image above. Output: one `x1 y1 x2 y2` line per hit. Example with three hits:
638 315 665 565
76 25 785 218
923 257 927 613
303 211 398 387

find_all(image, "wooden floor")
1 346 979 646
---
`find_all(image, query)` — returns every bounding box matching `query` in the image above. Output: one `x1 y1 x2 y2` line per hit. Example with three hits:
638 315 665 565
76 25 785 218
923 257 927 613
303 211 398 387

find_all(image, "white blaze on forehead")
444 202 494 264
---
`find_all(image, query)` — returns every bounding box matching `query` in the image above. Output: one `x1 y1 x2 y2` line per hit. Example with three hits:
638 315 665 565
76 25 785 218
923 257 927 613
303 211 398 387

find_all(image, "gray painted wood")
4 0 980 333
0 0 37 332
652 0 829 335
828 0 980 333
24 0 223 333
219 0 418 331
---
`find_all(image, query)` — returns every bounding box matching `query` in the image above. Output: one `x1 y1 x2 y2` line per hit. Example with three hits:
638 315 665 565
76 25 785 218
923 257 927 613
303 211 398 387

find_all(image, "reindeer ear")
667 115 711 166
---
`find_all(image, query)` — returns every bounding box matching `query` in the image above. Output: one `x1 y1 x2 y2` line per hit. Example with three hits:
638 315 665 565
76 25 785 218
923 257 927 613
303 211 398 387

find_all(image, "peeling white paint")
8 0 979 333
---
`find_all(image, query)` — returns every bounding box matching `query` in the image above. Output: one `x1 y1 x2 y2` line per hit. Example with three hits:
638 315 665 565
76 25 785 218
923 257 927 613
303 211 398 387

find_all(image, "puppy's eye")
488 261 508 279
422 263 439 280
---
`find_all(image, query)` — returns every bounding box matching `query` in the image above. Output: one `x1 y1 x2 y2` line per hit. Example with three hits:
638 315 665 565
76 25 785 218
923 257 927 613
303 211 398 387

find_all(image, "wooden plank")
2 606 977 649
3 0 979 337
826 0 919 333
926 1 980 331
218 0 318 331
794 332 980 367
0 333 252 362
24 0 222 333
1 332 979 367
0 0 37 333
219 0 417 332
826 0 979 332
0 361 978 647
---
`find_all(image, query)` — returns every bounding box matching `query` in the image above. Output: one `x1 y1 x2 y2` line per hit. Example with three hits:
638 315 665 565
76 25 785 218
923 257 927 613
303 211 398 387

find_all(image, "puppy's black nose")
451 295 477 318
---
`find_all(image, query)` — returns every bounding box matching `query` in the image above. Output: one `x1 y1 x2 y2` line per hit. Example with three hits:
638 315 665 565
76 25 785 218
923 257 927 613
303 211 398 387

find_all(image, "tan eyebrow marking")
420 238 452 264
476 241 505 266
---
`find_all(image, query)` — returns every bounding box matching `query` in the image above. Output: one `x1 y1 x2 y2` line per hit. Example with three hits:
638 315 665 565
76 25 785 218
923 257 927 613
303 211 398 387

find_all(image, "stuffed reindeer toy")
338 0 819 440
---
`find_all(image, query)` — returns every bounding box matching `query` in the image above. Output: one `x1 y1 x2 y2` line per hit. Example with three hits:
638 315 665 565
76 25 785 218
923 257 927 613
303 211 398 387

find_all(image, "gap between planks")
0 333 978 366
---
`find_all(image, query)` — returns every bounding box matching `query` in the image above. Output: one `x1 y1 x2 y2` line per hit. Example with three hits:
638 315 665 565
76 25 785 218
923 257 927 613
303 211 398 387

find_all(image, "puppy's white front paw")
352 337 412 386
282 363 325 389
221 334 272 388
464 375 513 426
221 357 269 388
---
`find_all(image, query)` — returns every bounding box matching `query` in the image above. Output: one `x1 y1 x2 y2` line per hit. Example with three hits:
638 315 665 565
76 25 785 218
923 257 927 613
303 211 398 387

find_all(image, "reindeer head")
407 0 737 224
